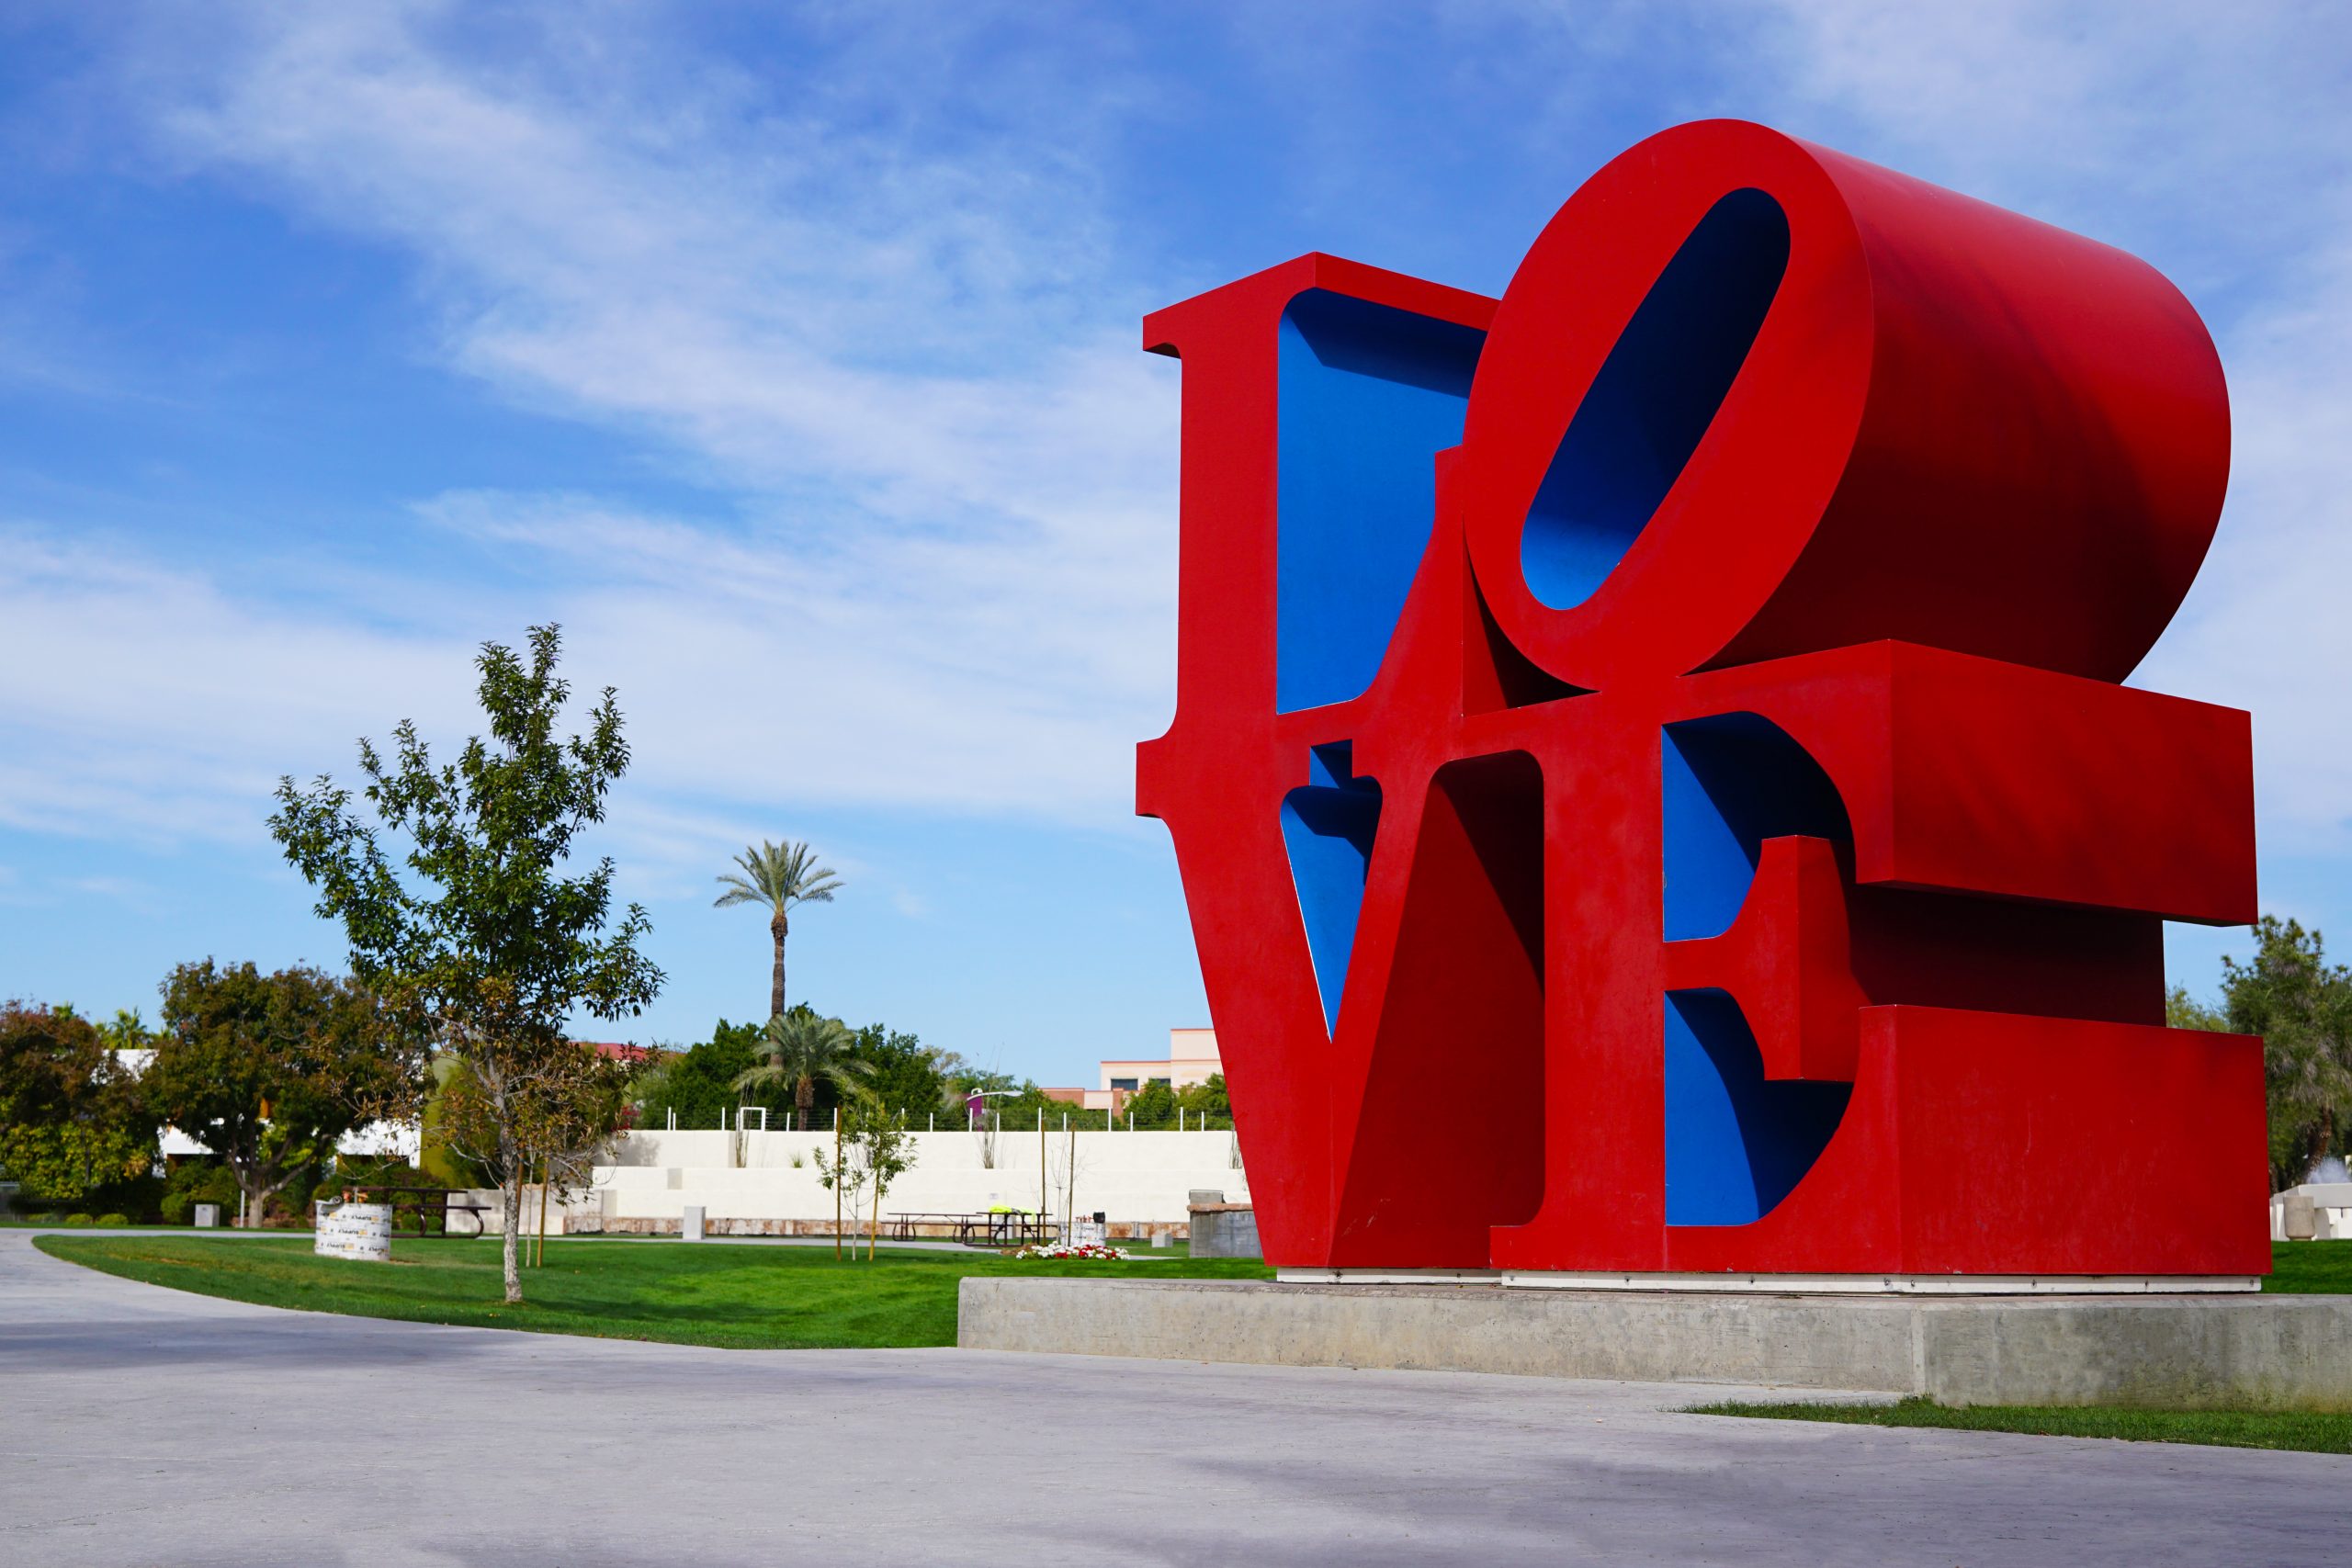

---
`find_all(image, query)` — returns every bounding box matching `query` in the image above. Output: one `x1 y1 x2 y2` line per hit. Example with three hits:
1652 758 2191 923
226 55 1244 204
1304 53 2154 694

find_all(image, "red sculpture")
1137 120 2267 1283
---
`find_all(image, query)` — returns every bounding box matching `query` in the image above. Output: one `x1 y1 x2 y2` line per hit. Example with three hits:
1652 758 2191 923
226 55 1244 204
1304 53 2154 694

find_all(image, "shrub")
63 1213 94 1225
277 1168 327 1225
96 1213 129 1226
87 1171 167 1224
160 1163 242 1225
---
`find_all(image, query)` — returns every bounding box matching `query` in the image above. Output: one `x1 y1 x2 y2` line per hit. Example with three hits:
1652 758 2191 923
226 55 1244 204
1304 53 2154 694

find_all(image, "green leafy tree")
98 1010 152 1051
635 1016 959 1130
1105 1073 1232 1131
630 1020 771 1128
419 1058 493 1190
734 1009 871 1132
955 1077 1070 1134
145 961 414 1229
844 1023 952 1121
2206 918 2352 1190
0 1001 157 1204
2165 985 2227 1032
714 840 842 1021
268 625 663 1303
1124 1078 1179 1128
1179 1073 1232 1127
432 1041 633 1205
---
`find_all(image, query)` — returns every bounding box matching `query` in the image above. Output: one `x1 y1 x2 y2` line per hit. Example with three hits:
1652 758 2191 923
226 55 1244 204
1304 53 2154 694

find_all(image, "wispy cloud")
1726 1 2352 854
3 4 1181 859
0 524 478 842
6 0 2347 889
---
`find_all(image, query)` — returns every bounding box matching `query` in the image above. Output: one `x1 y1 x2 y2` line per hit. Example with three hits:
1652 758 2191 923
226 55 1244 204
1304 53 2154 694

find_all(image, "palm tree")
714 840 842 1020
734 1010 872 1132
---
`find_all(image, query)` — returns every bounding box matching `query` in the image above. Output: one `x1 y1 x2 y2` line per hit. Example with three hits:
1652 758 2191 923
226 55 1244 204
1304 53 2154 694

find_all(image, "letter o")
1459 119 2230 689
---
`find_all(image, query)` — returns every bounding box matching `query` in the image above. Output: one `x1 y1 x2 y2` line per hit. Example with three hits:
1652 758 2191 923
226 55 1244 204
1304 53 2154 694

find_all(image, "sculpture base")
1282 1269 2259 1294
957 1277 2350 1408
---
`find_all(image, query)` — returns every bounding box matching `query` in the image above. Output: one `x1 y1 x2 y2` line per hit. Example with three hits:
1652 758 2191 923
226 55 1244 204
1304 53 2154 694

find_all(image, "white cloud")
0 525 478 843
0 497 1161 864
1734 2 2352 856
2136 237 2352 851
0 5 1182 856
9 0 2348 895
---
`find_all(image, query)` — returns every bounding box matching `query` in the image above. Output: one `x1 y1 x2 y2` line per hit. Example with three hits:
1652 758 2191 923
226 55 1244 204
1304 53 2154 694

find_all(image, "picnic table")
336 1186 495 1238
884 1209 1059 1247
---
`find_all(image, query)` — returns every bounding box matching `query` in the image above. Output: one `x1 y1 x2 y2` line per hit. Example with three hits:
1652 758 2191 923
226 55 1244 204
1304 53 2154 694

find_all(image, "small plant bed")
1010 1243 1131 1260
1687 1394 2352 1454
36 1234 1269 1350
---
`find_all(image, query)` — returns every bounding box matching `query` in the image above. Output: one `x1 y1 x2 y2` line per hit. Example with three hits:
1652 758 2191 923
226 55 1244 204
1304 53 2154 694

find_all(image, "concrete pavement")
1 1230 2339 1565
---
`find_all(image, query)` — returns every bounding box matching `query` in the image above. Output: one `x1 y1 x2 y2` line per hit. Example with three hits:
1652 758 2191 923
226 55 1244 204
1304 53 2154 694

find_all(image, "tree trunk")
798 1077 815 1135
770 910 788 1021
245 1182 266 1231
501 1175 524 1303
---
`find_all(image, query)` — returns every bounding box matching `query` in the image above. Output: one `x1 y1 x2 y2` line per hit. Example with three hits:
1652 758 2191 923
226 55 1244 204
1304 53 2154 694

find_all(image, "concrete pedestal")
957 1277 2352 1409
1188 1201 1261 1260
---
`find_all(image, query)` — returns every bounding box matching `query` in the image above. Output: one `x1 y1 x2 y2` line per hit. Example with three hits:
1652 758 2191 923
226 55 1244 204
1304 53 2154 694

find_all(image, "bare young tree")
1047 1117 1092 1236
814 1100 917 1261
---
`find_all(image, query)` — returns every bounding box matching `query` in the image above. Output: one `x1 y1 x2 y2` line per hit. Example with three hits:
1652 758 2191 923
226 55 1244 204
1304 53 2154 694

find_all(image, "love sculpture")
1137 119 2268 1285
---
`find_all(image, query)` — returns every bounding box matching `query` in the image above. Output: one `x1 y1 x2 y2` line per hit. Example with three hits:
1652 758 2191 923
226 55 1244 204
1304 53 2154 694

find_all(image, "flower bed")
1010 1242 1132 1260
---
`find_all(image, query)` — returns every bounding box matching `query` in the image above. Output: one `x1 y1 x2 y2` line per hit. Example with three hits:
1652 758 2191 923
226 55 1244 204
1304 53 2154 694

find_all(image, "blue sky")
1 3 2346 1085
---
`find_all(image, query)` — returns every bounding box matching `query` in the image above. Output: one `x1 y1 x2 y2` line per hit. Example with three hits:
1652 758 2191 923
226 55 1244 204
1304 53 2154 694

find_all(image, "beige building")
1044 1028 1220 1113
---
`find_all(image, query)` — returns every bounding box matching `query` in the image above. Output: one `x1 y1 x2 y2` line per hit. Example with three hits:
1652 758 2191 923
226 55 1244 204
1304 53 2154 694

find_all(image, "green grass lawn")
1687 1395 2352 1454
2261 1237 2352 1292
35 1234 1270 1349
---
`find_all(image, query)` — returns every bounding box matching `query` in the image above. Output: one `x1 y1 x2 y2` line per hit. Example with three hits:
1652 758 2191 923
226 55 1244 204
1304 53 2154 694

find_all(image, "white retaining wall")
580 1127 1248 1230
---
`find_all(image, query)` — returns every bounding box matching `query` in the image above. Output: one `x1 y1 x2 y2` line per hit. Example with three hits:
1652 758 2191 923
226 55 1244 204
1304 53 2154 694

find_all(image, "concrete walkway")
0 1232 2337 1566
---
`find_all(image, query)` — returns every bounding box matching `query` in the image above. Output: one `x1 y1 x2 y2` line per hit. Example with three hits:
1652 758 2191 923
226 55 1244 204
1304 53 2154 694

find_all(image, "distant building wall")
1097 1027 1221 1095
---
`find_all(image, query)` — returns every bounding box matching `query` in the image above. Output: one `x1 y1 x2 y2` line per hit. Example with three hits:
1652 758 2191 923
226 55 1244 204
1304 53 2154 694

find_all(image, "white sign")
314 1201 392 1262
